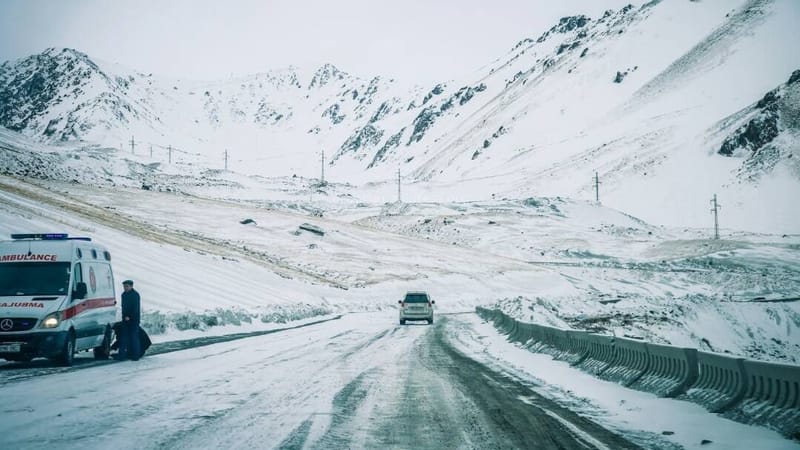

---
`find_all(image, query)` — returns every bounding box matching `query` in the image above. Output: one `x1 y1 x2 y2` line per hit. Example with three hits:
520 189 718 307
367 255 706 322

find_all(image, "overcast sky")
0 0 638 84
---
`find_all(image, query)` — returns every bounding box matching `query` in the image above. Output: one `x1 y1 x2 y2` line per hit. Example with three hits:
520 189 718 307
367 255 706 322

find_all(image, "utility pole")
710 194 721 240
168 145 172 164
594 171 601 203
149 144 153 158
224 149 228 170
397 168 402 203
320 149 326 186
130 136 136 155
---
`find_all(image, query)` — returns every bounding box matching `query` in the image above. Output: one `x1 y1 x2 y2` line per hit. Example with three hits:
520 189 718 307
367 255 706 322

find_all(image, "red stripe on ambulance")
62 297 116 319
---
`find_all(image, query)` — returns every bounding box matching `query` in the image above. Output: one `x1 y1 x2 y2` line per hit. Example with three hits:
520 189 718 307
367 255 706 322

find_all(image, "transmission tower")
320 149 326 186
397 169 402 203
593 171 601 203
710 194 721 239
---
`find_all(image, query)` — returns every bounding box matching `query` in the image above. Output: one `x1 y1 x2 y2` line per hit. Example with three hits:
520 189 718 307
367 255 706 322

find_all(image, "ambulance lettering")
0 302 45 308
0 254 58 262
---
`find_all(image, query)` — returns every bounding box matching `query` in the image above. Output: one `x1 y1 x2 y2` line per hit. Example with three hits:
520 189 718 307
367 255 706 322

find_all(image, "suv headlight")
40 312 63 329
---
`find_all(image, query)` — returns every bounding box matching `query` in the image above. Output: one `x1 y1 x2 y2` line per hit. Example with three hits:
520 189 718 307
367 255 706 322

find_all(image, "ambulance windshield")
0 262 71 296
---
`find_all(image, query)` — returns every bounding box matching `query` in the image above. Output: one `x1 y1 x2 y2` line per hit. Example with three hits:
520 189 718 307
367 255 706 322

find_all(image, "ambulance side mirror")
73 282 87 300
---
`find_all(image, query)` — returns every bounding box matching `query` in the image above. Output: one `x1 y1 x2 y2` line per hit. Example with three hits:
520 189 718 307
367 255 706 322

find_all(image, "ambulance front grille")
0 318 38 332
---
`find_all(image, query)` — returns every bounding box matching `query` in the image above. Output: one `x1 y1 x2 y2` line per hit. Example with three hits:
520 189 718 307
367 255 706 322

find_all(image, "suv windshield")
0 262 71 296
404 293 429 303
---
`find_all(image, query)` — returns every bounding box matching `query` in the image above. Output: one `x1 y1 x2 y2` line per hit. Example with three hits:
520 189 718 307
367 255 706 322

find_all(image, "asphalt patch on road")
424 318 643 450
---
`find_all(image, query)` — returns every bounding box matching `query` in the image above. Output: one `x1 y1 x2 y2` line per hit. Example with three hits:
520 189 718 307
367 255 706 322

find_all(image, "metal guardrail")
476 307 800 440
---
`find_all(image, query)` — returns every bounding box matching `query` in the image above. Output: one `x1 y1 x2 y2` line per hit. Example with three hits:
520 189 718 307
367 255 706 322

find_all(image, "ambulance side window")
72 263 84 301
94 264 114 298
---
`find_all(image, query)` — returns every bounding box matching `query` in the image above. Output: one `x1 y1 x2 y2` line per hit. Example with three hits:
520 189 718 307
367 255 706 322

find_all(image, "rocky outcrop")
718 70 799 156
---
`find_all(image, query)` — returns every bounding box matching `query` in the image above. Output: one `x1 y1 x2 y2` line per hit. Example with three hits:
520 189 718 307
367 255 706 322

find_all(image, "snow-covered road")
3 311 795 450
0 312 642 450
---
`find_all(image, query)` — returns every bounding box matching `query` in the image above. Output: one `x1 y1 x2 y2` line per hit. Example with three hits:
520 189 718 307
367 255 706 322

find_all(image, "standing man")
119 279 141 361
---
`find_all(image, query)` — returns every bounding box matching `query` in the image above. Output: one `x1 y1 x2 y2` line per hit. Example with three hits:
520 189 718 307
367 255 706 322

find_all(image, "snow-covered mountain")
0 47 415 175
1 0 799 232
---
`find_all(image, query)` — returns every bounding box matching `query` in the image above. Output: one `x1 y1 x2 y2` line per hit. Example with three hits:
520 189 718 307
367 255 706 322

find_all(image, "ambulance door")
69 261 92 350
87 261 115 346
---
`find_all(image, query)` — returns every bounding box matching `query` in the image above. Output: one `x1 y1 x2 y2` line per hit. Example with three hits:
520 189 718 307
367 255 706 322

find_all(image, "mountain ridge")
1 0 799 232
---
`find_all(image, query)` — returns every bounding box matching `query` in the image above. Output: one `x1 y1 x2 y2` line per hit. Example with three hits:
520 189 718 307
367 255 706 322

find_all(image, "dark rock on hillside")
369 101 392 123
538 15 590 43
718 113 779 156
336 124 384 161
422 84 445 105
322 103 345 124
718 72 799 156
755 89 779 109
407 83 486 144
368 128 405 168
787 69 800 86
407 106 441 145
308 63 345 89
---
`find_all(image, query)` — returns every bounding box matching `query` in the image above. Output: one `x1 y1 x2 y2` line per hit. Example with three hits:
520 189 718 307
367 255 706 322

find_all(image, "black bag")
111 321 152 358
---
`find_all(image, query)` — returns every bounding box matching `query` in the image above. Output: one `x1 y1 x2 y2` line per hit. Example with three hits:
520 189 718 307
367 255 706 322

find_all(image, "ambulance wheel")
94 326 111 360
59 331 76 366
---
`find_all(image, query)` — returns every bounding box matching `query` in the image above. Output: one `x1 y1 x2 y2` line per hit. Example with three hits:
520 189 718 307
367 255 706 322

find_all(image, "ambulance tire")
94 326 111 360
59 331 76 367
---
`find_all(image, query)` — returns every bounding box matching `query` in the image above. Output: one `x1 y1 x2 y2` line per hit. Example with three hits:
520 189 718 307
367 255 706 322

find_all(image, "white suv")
398 291 435 325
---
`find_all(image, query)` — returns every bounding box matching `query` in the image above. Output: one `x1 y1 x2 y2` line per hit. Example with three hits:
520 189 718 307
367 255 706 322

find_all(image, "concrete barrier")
496 313 515 336
726 359 800 439
526 324 553 353
475 307 800 439
547 328 574 361
599 337 649 387
682 351 747 413
630 343 698 398
512 321 534 346
575 334 615 376
538 326 566 356
561 330 589 365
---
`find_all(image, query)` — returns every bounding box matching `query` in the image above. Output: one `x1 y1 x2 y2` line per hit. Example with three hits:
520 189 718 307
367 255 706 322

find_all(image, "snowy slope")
1 171 797 365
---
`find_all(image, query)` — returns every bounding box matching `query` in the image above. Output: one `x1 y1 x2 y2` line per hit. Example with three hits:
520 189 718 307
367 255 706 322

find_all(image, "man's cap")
122 280 134 286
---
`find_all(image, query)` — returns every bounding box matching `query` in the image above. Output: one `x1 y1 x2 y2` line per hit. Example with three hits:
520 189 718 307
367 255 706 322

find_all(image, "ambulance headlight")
41 312 62 328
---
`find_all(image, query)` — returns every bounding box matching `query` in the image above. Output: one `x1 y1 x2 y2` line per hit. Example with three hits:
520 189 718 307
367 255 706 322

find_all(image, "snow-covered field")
1 167 798 365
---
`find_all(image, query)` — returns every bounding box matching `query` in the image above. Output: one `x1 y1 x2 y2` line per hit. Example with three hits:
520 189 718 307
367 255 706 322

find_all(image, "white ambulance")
0 233 117 365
